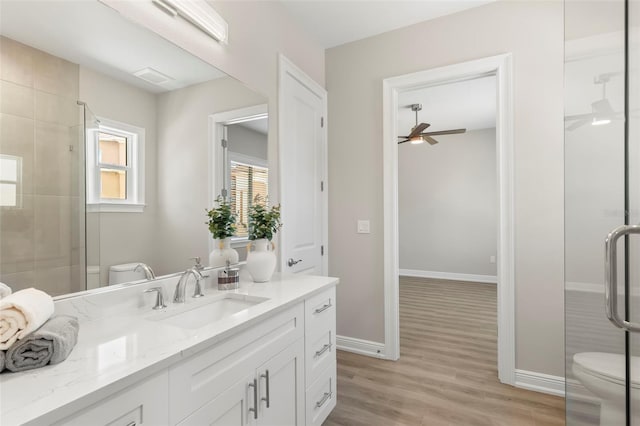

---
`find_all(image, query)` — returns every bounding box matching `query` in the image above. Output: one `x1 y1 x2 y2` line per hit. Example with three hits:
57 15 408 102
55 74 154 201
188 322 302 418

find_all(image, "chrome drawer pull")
248 378 258 419
315 343 331 358
260 369 270 408
314 302 332 314
315 391 332 408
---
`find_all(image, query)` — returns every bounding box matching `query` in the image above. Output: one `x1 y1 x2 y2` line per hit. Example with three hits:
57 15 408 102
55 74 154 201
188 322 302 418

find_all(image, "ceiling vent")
133 67 174 86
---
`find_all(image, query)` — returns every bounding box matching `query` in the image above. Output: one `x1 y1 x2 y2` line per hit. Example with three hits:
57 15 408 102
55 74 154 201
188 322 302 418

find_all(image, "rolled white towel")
0 288 54 350
0 282 11 299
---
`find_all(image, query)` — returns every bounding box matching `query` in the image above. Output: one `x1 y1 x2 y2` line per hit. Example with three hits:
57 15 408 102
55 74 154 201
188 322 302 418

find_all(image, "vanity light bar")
152 0 228 44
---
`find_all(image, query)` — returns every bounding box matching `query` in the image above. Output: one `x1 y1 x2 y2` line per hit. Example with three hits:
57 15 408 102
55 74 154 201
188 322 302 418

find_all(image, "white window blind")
230 161 268 237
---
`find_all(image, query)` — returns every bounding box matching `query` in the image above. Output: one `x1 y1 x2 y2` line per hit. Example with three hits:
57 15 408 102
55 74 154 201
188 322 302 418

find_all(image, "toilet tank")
108 263 146 285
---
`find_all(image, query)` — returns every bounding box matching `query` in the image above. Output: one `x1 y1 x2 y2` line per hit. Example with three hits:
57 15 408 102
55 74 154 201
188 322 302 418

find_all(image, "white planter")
209 238 239 268
246 238 276 283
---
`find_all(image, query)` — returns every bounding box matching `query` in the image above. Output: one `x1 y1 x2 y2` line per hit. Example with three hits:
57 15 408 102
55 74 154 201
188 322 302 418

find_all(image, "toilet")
108 263 147 285
573 352 640 425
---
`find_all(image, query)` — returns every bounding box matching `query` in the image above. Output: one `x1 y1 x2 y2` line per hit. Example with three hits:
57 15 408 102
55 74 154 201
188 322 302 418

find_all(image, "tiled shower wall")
0 36 85 296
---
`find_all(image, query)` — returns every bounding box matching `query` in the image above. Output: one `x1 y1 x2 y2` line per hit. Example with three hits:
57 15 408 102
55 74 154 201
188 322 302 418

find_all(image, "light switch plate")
357 220 370 234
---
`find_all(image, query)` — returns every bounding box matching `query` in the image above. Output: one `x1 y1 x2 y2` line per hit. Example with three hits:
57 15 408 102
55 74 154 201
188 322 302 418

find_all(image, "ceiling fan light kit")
397 103 466 145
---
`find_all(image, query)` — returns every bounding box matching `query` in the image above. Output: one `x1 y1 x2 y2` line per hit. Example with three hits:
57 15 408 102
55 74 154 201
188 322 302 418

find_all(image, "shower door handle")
604 224 640 332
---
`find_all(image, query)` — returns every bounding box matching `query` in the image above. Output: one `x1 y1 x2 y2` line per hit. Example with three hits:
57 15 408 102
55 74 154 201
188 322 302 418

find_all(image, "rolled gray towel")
0 350 4 372
5 315 79 373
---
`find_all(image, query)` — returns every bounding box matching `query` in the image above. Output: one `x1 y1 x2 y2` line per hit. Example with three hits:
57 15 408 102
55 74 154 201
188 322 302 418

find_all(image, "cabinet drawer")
305 360 336 426
305 287 336 339
52 371 169 426
305 328 334 386
169 303 304 424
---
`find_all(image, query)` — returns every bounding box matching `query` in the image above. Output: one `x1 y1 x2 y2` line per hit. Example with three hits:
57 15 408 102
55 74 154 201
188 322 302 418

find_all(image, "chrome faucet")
173 268 205 303
134 263 156 280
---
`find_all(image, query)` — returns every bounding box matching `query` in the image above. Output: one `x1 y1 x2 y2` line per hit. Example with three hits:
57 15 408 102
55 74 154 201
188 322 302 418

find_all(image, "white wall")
326 0 565 377
79 66 158 285
399 128 497 277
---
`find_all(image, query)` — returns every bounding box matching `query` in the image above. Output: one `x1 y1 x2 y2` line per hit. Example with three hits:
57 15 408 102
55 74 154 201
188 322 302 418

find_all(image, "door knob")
287 258 302 267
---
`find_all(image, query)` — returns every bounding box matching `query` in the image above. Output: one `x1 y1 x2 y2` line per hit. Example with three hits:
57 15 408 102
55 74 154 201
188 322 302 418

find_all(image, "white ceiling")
0 0 226 93
280 0 495 49
398 75 496 136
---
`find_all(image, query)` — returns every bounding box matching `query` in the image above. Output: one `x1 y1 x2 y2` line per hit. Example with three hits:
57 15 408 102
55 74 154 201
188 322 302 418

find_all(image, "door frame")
277 54 328 275
382 53 515 385
208 104 268 253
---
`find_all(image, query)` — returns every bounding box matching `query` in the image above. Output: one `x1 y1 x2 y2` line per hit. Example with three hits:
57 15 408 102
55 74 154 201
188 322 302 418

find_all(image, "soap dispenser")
218 260 240 290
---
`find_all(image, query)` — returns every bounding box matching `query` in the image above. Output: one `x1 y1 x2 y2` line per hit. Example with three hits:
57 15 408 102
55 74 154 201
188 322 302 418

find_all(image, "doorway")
382 54 515 384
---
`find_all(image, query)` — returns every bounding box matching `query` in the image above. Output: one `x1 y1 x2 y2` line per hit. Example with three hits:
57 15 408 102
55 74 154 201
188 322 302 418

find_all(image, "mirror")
0 0 269 296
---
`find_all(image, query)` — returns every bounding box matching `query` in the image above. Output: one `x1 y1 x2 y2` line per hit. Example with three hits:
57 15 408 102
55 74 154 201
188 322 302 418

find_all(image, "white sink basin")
149 294 269 329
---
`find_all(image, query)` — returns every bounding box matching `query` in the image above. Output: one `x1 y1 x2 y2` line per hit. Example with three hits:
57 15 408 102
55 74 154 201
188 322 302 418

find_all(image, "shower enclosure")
565 0 639 424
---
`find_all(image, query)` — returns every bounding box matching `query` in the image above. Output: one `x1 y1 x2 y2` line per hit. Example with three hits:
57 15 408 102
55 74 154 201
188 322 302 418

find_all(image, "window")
86 118 145 212
229 156 268 238
0 154 22 208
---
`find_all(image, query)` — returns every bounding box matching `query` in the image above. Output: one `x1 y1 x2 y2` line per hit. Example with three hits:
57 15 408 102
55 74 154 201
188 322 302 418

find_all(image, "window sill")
87 203 146 213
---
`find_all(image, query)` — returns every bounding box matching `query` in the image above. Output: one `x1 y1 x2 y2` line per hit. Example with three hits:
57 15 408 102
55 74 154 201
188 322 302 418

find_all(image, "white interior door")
278 55 327 275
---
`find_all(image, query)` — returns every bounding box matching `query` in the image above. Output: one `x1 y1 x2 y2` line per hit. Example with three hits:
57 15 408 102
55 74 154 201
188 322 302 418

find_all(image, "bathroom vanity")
0 273 338 426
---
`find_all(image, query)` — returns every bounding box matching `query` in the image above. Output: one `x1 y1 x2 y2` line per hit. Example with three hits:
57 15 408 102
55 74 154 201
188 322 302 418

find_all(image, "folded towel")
5 315 79 372
0 282 11 299
0 288 54 350
0 350 4 373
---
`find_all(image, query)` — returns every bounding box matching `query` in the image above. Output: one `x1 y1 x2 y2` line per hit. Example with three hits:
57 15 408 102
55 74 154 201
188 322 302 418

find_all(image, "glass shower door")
565 0 639 424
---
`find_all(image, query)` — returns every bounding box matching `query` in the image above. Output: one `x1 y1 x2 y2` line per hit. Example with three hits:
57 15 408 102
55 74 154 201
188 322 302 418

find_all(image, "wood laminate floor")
324 277 565 426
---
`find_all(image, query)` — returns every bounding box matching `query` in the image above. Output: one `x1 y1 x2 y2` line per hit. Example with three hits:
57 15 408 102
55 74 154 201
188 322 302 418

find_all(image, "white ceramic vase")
246 238 276 282
209 237 239 268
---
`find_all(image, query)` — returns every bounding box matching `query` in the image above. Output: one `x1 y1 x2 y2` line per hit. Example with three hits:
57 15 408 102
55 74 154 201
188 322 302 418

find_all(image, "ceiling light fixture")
152 0 228 44
410 136 425 145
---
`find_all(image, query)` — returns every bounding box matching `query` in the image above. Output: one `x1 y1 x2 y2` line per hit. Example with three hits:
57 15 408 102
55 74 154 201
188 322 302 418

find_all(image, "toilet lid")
574 352 640 387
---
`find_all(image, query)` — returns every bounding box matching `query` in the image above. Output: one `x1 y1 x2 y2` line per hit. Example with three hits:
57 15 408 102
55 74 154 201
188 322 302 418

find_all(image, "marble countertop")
0 273 338 426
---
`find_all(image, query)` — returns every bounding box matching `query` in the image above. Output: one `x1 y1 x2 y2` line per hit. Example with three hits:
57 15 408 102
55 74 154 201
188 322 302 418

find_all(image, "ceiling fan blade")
422 128 466 136
398 139 411 144
424 136 438 145
407 122 430 139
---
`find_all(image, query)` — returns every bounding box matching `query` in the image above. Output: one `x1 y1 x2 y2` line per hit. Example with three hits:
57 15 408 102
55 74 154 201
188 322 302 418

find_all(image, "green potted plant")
246 195 282 282
206 196 239 267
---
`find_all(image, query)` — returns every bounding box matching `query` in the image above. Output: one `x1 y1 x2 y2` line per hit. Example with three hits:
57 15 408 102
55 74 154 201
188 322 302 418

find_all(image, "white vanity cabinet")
304 287 337 426
8 280 338 426
171 304 305 425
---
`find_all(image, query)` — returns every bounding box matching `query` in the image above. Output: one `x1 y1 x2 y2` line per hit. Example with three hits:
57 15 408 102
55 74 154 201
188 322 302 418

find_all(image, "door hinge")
321 245 324 256
221 138 228 148
321 117 324 128
321 181 324 192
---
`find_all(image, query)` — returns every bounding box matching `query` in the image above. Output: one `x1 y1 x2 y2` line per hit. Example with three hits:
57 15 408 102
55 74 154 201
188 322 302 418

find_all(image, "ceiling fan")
565 73 622 131
398 104 466 145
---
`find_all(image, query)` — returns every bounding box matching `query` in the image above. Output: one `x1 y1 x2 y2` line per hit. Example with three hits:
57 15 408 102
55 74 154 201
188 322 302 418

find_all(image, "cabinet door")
178 373 257 426
257 339 305 426
52 371 169 426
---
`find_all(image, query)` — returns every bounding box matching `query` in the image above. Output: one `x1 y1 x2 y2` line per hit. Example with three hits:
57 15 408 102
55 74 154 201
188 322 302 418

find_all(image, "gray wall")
228 124 268 160
399 128 497 277
326 0 565 377
79 66 158 286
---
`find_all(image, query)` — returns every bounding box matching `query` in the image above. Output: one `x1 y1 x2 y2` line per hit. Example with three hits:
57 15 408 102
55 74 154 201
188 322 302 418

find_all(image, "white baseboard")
515 369 565 397
336 335 385 358
399 269 497 284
